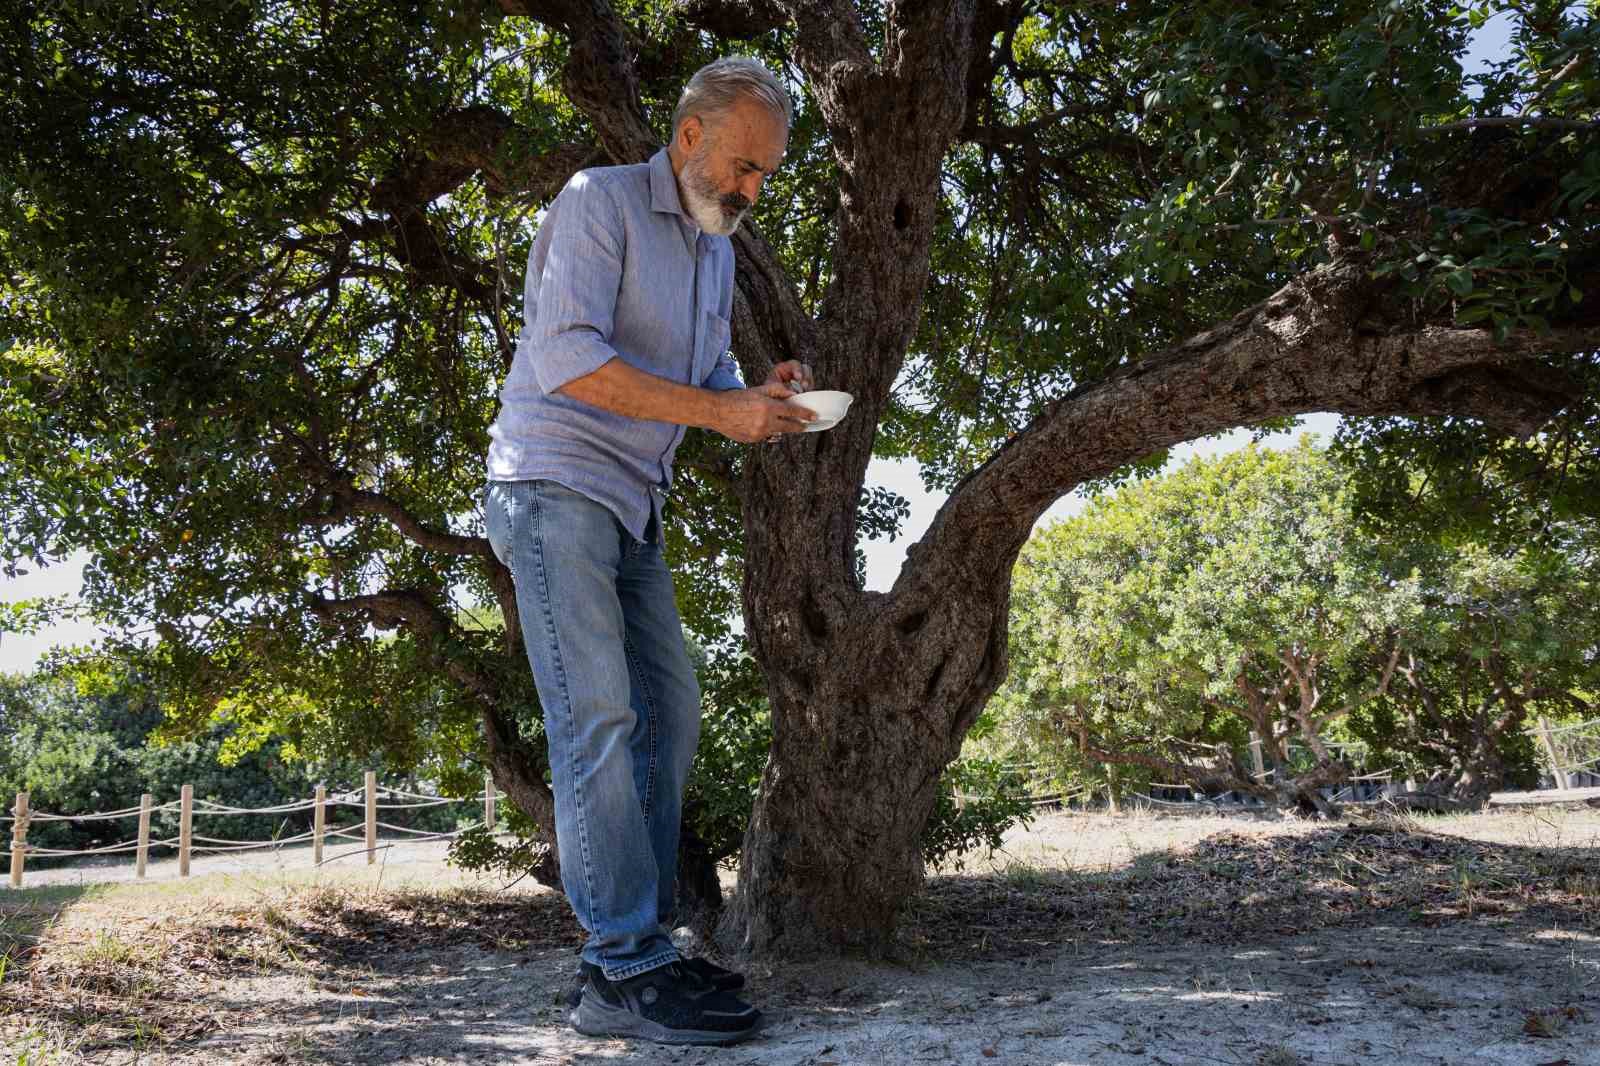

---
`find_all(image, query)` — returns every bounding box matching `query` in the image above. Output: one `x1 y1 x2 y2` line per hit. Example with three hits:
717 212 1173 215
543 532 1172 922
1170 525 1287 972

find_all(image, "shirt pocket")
696 307 732 383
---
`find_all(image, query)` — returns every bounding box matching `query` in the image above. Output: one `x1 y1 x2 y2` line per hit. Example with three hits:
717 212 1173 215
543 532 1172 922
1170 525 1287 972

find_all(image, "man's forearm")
557 353 813 445
556 357 726 428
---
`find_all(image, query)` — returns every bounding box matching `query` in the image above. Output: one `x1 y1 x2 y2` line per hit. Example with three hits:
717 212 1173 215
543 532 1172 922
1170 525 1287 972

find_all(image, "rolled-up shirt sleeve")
527 174 626 395
702 350 744 392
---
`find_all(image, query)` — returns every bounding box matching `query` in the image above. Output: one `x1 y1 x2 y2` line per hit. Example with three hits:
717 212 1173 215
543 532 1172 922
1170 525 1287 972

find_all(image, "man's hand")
764 360 814 394
714 383 816 444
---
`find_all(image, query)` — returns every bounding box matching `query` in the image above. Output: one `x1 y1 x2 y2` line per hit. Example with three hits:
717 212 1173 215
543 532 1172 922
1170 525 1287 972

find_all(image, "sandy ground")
3 807 1597 1066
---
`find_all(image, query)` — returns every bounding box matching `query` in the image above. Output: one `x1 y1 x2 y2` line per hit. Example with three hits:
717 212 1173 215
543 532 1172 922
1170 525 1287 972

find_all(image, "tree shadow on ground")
0 883 99 979
901 818 1599 962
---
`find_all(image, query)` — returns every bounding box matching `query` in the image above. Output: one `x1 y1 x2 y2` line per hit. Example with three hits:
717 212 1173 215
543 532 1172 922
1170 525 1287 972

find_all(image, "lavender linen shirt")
486 148 744 541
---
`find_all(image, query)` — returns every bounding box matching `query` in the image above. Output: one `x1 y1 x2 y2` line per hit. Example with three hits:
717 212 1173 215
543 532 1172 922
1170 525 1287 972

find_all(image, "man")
482 57 812 1046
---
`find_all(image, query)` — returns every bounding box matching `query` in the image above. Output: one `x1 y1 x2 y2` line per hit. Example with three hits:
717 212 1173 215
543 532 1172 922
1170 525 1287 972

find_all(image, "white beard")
680 148 749 237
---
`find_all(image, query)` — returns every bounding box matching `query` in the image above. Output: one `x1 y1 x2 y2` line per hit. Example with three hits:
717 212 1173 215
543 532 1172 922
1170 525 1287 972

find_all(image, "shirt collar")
651 147 710 255
649 148 687 219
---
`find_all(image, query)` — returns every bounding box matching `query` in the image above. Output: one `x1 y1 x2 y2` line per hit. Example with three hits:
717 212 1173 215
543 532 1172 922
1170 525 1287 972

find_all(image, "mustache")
721 192 751 213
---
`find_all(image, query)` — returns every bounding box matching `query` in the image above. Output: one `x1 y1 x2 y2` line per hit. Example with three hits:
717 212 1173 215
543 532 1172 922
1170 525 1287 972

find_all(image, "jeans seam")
622 632 659 819
529 483 602 946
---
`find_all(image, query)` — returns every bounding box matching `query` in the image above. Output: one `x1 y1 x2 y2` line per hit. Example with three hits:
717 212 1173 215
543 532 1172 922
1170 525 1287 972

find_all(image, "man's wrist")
698 387 731 434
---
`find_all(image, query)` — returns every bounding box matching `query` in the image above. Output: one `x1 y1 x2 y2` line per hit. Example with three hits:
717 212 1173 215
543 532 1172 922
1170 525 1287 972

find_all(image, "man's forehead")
711 100 787 170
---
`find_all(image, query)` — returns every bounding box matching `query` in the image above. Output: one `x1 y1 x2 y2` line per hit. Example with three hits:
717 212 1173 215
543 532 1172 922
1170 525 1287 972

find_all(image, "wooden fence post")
136 793 152 878
1249 732 1266 780
484 771 496 831
365 771 377 865
9 792 28 889
1536 717 1571 791
313 785 326 866
179 784 193 877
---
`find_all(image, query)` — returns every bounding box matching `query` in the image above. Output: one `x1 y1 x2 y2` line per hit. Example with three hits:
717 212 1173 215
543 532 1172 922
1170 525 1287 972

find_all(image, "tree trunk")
1280 760 1349 817
1450 719 1516 807
719 587 1012 958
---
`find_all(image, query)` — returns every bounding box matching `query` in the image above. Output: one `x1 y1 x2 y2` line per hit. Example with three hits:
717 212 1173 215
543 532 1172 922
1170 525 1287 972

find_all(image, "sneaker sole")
569 997 762 1046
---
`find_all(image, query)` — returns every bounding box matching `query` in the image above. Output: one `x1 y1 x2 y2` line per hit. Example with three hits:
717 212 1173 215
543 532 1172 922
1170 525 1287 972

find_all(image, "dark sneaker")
569 961 762 1045
564 956 745 1006
679 955 745 992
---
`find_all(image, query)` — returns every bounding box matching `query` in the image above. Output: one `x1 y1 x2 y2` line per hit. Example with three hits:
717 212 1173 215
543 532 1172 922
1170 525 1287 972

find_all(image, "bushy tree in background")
997 442 1422 813
994 441 1600 810
1348 542 1599 801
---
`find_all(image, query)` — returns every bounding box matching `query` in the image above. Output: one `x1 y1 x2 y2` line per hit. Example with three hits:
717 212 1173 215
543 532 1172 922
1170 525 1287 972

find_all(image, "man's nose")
738 171 765 204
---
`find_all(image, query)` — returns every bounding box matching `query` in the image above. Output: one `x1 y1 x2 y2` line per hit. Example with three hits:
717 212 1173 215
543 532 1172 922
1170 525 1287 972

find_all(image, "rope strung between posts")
324 825 371 841
190 798 319 816
190 829 319 847
1127 792 1222 808
24 836 181 857
1534 715 1600 739
373 819 481 837
314 819 489 868
24 802 181 823
6 785 499 825
377 786 492 802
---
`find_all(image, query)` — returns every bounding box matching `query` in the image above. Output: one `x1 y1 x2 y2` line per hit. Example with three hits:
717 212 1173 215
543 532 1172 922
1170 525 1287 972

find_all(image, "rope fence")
4 770 504 889
1529 715 1600 791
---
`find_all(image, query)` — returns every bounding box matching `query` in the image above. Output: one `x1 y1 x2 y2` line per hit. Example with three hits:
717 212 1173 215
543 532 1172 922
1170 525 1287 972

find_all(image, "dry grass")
0 863 575 1062
0 806 1594 1062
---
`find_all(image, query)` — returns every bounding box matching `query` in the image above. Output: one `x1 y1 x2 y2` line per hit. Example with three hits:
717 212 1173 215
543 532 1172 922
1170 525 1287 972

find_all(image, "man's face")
678 97 787 236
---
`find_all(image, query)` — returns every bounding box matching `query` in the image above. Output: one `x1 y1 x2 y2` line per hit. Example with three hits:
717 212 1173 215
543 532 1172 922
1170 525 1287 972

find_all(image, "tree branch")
1315 642 1403 733
730 225 822 383
960 0 1028 130
306 589 507 710
305 484 494 562
895 255 1599 612
496 0 655 162
370 108 600 210
675 0 787 37
773 0 872 96
1075 724 1268 799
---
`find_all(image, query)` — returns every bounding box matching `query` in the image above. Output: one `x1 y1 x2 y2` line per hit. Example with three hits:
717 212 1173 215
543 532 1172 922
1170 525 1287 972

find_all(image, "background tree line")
0 658 474 862
986 439 1599 814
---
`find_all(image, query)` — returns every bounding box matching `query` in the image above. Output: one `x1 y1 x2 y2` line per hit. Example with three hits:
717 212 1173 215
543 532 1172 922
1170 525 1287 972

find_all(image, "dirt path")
5 808 1596 1066
162 922 1597 1066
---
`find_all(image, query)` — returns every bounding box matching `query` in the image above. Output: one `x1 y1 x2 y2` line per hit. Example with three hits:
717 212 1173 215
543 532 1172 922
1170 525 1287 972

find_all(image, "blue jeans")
484 479 701 979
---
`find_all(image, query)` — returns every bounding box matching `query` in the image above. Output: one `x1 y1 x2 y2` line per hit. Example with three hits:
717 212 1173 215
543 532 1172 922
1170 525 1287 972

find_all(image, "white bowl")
789 389 853 431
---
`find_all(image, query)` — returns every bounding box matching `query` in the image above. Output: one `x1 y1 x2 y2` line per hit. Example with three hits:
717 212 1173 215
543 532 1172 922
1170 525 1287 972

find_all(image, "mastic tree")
996 442 1425 813
1348 540 1600 802
3 0 1599 956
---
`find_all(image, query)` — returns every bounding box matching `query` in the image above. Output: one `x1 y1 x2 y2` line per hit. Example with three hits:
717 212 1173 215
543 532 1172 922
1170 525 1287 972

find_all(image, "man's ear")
678 114 702 154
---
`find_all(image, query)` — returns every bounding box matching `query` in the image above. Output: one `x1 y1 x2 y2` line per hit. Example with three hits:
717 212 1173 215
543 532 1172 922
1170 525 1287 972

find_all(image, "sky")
0 15 1519 673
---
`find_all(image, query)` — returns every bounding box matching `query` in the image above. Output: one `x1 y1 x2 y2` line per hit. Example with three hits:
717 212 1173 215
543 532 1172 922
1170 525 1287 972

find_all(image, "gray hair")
671 57 792 139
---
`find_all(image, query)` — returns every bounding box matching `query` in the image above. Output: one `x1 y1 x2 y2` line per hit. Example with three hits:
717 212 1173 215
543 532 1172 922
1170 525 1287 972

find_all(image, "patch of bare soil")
3 808 1596 1066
